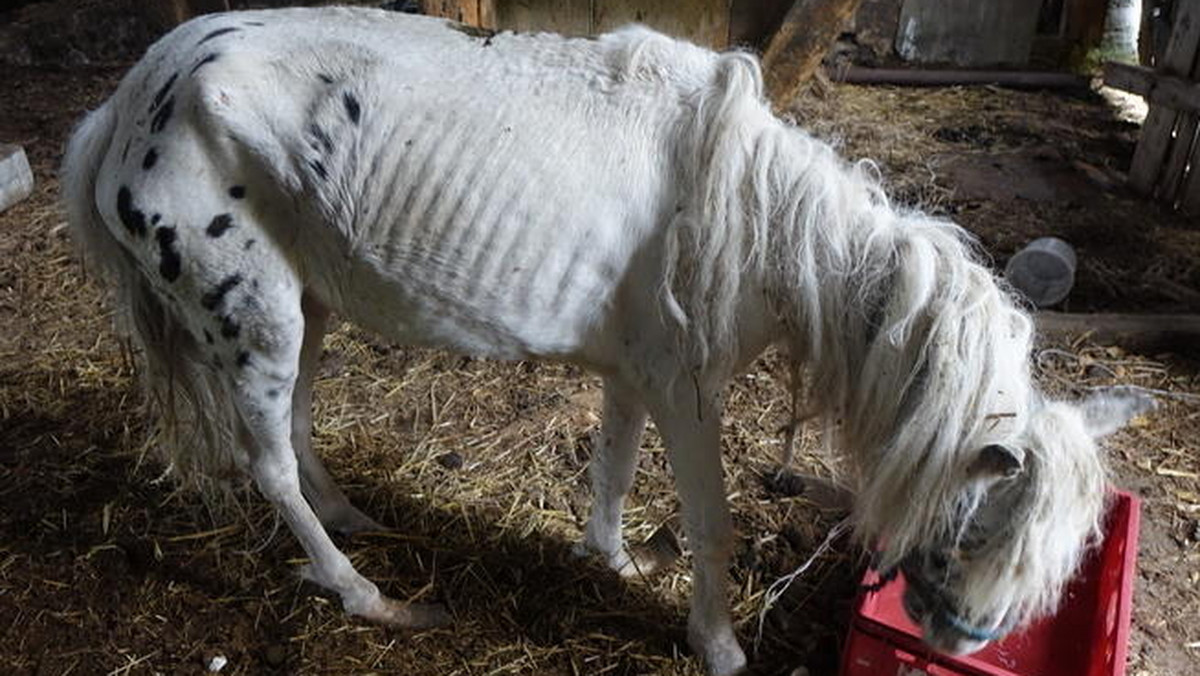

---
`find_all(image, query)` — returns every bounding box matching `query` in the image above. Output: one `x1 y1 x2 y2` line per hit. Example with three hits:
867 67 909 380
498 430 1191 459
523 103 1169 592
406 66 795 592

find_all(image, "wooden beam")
1104 62 1200 114
832 66 1089 89
1037 312 1200 354
761 0 864 108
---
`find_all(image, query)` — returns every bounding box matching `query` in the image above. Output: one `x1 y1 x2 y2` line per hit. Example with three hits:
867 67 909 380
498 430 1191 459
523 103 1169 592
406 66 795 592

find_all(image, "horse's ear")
968 444 1024 481
1078 386 1157 439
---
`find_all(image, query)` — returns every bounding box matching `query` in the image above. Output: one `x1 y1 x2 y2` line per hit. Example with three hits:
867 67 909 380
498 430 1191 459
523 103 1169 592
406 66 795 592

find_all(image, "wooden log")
1128 2 1200 194
1037 312 1200 354
831 66 1089 89
1104 62 1200 114
761 0 864 108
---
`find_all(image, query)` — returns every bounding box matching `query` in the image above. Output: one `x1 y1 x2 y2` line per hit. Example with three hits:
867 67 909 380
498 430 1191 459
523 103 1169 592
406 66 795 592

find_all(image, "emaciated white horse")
62 8 1151 675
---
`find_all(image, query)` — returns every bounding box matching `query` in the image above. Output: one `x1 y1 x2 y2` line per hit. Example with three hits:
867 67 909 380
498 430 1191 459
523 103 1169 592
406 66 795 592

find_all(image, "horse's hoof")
689 621 747 676
573 524 681 578
350 593 452 630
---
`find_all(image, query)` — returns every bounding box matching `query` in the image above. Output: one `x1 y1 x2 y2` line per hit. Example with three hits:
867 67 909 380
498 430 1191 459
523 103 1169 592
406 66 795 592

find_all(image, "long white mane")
657 45 1080 580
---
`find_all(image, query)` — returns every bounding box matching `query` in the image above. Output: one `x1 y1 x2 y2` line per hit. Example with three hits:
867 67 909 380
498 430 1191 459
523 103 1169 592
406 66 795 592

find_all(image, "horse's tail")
62 103 245 488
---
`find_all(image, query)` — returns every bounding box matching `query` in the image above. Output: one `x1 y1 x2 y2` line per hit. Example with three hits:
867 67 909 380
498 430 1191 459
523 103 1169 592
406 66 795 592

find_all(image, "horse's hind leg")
231 292 445 627
292 292 385 535
575 375 680 576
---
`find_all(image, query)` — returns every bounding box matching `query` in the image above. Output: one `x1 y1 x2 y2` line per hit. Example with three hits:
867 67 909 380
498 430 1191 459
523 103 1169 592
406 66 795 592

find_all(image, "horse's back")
90 7 715 363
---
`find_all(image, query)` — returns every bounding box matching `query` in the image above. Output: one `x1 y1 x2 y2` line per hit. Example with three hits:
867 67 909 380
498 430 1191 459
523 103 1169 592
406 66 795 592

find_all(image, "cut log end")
0 144 35 214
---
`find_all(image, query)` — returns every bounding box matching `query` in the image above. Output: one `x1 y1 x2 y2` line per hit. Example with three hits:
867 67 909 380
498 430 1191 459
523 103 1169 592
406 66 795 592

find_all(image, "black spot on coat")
243 21 265 27
150 96 174 134
201 274 243 311
206 214 235 237
243 239 256 250
318 73 334 84
228 186 246 199
220 315 240 339
199 27 240 45
150 72 178 112
308 124 333 154
191 53 219 74
142 148 158 170
309 159 328 180
155 227 182 282
116 187 147 238
204 329 214 344
343 92 361 125
236 351 251 368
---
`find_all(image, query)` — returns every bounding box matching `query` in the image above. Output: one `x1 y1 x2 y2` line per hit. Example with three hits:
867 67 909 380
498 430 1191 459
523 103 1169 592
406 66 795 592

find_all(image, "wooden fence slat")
1181 130 1200 212
1157 111 1199 203
1128 2 1200 194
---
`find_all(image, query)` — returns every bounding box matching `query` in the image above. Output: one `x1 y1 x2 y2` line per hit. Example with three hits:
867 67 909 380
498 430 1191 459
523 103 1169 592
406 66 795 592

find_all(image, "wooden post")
760 0 864 108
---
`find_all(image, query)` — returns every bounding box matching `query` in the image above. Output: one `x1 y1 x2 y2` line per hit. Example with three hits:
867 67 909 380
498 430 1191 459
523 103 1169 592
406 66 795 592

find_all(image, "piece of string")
754 517 852 653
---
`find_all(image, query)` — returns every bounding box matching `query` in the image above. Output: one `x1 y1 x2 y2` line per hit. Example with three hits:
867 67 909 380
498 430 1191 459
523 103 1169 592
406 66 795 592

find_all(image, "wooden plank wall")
493 0 590 36
420 0 742 48
1128 2 1200 212
594 0 728 49
895 0 1044 66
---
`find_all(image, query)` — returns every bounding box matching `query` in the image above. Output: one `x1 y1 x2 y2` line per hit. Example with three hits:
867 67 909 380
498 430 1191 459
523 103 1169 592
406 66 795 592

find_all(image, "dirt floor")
1 34 1199 676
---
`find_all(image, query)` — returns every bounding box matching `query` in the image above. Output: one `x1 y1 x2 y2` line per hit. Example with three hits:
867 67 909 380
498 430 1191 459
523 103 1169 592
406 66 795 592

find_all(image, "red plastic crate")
841 491 1140 676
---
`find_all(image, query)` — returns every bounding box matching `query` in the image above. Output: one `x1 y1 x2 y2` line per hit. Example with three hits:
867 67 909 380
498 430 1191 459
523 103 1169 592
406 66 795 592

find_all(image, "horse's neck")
761 133 896 363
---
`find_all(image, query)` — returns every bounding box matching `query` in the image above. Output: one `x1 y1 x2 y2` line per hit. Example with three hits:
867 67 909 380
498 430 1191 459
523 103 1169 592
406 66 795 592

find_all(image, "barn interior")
0 1 1198 675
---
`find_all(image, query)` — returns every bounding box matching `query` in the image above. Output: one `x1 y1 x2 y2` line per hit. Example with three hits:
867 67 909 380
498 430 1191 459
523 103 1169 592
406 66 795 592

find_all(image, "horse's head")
893 386 1153 655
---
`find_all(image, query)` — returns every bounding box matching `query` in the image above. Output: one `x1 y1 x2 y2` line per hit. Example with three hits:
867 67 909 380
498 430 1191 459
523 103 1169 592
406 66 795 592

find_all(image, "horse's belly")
334 237 621 361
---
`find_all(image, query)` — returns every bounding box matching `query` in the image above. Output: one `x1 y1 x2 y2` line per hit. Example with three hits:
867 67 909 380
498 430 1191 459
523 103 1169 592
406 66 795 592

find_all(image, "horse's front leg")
644 385 745 676
575 375 649 575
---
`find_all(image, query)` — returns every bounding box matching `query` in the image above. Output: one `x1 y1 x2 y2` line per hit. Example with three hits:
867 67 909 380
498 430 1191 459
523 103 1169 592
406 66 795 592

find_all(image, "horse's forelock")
960 401 1107 624
827 222 1037 568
